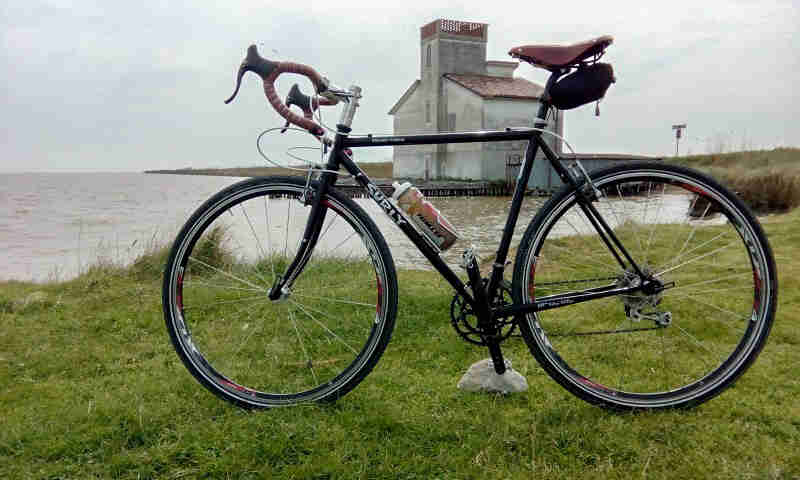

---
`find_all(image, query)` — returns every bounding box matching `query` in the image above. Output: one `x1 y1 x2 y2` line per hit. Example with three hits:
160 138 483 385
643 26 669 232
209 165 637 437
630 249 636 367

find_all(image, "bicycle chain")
549 325 665 337
534 276 664 337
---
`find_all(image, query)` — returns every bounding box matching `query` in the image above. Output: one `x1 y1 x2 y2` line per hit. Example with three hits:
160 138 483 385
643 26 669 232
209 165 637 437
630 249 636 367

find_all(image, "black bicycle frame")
270 73 646 321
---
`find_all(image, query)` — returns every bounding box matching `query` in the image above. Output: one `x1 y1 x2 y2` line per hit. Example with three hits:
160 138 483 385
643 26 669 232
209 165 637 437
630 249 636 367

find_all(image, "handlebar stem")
337 85 362 130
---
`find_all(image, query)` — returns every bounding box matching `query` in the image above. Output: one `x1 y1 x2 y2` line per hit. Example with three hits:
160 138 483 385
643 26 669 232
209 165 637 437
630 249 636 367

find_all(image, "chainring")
450 279 517 346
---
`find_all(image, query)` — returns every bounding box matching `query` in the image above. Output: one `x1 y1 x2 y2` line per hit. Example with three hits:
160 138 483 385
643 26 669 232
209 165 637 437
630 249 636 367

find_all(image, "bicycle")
162 37 777 410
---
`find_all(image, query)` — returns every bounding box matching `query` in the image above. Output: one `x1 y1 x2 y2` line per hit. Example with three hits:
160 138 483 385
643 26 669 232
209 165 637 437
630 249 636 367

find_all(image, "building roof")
387 80 420 115
421 19 487 41
444 74 544 100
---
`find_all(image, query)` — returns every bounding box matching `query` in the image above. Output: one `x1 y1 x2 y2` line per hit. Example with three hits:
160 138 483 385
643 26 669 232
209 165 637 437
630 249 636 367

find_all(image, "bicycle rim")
515 164 775 409
163 177 396 407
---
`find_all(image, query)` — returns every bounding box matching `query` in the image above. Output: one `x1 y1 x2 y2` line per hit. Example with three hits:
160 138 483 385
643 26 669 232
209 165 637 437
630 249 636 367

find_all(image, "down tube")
338 154 474 304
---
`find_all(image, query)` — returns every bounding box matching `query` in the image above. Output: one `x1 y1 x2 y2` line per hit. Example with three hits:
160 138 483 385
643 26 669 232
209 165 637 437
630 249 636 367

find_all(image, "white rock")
457 358 529 394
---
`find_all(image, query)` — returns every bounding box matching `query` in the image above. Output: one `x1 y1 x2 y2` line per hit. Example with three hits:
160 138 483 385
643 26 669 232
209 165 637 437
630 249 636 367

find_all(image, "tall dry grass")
674 148 800 213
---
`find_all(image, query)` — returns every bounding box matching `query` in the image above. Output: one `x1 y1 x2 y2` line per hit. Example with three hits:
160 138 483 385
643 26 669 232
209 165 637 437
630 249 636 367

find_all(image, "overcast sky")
1 0 798 172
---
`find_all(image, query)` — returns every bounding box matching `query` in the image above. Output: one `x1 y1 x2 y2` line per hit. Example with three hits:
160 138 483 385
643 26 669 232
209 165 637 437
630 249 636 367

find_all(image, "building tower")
390 19 561 183
420 20 487 178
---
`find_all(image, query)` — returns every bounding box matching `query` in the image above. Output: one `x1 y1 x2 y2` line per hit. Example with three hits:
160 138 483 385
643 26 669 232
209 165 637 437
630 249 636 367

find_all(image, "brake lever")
280 84 314 133
224 45 279 104
223 64 246 104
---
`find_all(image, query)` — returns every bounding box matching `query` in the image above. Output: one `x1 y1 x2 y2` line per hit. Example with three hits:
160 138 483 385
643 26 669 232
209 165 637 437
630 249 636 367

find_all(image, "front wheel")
512 162 777 410
163 176 398 408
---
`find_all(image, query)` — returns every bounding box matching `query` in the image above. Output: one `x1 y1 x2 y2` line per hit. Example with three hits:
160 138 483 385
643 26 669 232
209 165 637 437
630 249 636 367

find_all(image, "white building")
389 19 563 183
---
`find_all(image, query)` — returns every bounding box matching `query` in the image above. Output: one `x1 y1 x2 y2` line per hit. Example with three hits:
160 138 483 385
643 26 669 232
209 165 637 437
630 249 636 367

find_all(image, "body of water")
1 173 547 282
1 173 249 282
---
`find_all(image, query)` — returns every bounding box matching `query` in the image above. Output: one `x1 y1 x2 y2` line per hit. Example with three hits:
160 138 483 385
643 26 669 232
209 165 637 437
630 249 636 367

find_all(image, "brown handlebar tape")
261 62 341 136
264 72 325 136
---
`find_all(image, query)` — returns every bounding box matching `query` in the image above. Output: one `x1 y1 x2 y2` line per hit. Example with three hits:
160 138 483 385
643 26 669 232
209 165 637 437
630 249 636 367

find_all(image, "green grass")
672 148 800 213
2 210 800 479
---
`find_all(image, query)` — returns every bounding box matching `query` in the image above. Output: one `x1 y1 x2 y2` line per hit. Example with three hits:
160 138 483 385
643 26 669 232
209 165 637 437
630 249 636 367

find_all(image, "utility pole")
672 124 687 156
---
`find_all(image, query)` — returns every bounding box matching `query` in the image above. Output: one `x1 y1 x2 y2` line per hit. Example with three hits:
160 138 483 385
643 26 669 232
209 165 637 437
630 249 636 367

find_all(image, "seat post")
536 68 568 123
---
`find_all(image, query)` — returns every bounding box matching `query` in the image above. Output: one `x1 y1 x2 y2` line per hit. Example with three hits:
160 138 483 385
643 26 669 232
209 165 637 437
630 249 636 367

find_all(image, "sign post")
672 124 687 156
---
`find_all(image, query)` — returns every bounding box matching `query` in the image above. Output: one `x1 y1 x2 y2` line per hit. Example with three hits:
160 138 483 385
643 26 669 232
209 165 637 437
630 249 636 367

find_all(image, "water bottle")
392 182 459 251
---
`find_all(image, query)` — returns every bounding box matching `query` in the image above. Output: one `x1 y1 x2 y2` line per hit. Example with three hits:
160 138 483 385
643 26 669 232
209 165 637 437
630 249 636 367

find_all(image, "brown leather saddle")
509 36 614 69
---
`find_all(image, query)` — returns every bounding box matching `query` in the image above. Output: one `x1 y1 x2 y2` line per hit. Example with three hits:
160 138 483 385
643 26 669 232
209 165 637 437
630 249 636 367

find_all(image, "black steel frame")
267 70 648 370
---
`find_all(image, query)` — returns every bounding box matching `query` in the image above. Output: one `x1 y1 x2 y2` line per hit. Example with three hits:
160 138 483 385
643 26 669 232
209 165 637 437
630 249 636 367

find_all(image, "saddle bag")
549 63 615 110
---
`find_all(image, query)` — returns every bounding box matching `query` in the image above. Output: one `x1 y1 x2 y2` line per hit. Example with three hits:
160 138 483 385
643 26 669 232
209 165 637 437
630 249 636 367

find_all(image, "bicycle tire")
163 176 398 408
512 162 777 410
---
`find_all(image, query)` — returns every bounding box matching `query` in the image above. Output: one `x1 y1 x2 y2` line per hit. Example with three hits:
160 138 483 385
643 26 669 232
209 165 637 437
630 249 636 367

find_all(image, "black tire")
512 162 777 410
163 176 397 408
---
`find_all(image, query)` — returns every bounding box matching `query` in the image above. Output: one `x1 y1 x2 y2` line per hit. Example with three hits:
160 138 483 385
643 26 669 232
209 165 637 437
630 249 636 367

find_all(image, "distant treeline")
145 162 394 179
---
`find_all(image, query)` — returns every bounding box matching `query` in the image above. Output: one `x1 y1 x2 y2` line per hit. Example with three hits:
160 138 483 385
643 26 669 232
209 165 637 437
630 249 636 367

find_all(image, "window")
425 101 431 123
448 113 456 132
426 44 431 67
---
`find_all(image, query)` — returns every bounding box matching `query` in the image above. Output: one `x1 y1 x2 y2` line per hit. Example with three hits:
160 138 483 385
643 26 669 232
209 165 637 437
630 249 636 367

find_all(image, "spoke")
318 211 340 243
327 231 359 257
295 249 368 283
667 271 751 292
639 180 654 265
645 183 667 260
672 201 712 264
681 295 751 321
240 203 272 288
664 193 700 255
673 322 715 359
568 209 627 271
542 297 617 338
188 257 265 291
290 300 371 335
655 241 735 276
665 284 753 300
289 307 317 384
301 212 345 270
265 195 276 282
183 280 262 292
182 295 268 310
543 237 618 273
291 293 376 308
290 300 360 355
231 306 263 362
599 185 627 230
657 230 729 274
284 198 291 260
617 184 646 257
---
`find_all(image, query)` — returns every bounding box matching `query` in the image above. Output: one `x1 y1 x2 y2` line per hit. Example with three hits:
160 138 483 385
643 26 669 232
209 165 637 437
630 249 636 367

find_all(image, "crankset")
450 279 517 346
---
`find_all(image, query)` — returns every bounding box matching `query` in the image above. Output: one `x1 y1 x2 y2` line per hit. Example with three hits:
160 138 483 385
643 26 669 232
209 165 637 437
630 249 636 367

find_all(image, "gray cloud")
1 0 798 172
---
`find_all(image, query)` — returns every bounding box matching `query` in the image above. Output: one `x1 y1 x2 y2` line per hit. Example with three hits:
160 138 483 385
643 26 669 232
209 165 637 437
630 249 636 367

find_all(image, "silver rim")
521 170 771 408
166 182 390 405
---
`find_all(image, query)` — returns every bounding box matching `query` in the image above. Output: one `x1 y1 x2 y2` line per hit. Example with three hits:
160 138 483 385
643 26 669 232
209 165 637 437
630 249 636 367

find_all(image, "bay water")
1 173 546 282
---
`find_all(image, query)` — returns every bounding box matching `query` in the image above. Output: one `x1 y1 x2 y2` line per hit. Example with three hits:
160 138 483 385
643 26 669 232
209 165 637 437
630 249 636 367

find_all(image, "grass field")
1 193 799 479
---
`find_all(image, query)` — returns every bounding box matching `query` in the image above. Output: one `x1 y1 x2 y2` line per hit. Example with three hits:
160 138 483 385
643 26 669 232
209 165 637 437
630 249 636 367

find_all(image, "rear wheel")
513 162 777 410
163 176 397 408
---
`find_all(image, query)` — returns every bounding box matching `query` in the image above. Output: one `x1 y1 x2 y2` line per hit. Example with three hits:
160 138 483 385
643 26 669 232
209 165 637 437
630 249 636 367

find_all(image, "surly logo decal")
366 183 407 227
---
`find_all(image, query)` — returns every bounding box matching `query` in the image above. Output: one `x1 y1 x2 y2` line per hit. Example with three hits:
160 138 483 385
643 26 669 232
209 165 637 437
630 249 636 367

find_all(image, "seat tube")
486 98 553 300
